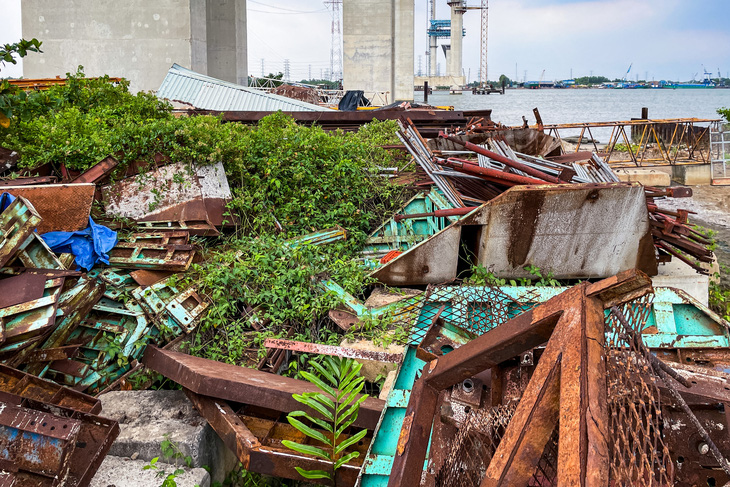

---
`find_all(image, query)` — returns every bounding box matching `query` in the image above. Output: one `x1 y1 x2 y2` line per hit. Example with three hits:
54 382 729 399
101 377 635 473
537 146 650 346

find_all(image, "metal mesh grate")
605 293 674 486
435 404 516 487
396 285 543 346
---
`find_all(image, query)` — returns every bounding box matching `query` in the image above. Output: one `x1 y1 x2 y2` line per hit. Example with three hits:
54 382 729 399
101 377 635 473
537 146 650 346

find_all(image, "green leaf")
337 394 368 427
335 428 368 455
334 451 360 470
292 393 334 421
310 360 337 387
281 440 330 461
286 415 332 446
337 375 365 404
294 466 331 480
300 370 336 398
337 381 366 415
289 410 332 433
335 413 358 438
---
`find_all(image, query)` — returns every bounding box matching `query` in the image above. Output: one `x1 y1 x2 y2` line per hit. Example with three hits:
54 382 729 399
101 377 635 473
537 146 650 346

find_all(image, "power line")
248 0 328 14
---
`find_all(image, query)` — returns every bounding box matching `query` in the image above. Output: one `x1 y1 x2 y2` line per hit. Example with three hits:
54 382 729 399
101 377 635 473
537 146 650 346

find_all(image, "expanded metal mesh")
430 288 675 487
435 404 516 487
605 293 674 486
395 285 544 346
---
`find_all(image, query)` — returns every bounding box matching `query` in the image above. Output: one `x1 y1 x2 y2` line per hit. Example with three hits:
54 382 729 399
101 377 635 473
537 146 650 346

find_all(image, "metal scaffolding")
543 118 721 166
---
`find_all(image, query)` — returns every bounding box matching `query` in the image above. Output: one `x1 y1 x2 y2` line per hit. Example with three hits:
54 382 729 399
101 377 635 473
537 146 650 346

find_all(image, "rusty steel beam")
0 363 101 414
142 346 384 430
70 156 118 184
442 136 564 183
185 389 364 486
386 269 652 487
437 158 547 186
263 339 403 363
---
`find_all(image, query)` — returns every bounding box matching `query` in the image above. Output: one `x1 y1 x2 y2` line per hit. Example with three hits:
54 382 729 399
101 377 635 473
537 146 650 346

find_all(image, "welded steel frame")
385 269 653 487
544 118 719 167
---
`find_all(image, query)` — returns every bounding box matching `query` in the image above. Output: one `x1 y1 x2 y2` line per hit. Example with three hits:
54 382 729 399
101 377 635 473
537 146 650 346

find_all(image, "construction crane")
538 69 546 84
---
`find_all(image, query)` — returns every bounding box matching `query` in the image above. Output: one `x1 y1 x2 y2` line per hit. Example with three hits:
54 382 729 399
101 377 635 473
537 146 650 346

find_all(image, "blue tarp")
0 192 16 212
41 217 118 271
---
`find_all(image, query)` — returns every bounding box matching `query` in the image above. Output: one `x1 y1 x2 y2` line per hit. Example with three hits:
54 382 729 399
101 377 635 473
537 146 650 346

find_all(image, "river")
420 88 730 141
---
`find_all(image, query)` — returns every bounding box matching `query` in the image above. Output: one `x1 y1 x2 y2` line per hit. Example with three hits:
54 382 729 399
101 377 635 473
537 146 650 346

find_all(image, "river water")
421 88 730 141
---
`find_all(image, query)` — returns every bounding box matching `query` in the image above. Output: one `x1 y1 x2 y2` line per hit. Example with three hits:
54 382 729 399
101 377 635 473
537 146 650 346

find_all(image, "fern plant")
282 357 368 485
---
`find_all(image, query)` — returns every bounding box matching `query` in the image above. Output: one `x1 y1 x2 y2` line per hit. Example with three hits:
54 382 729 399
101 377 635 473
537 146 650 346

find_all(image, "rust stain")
397 413 414 456
2 184 95 233
507 190 545 268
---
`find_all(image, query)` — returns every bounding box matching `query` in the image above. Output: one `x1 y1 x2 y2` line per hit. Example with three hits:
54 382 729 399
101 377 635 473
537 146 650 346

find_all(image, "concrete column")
343 0 413 102
234 0 248 86
447 0 464 83
392 0 414 101
429 37 437 78
189 0 208 74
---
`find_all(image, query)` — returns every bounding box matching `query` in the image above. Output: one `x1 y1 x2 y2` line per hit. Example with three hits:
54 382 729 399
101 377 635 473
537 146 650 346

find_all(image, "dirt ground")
660 185 730 281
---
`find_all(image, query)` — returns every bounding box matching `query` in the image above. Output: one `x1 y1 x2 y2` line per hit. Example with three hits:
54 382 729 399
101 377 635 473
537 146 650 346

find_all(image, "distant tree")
574 76 609 85
249 72 284 88
498 74 512 86
299 79 339 90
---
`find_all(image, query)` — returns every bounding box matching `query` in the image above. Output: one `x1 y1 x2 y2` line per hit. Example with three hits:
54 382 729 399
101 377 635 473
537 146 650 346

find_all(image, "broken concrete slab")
615 168 671 187
98 390 237 482
90 455 210 487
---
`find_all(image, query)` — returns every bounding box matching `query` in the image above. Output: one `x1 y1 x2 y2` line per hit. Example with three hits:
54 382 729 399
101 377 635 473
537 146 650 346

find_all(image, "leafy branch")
282 356 368 484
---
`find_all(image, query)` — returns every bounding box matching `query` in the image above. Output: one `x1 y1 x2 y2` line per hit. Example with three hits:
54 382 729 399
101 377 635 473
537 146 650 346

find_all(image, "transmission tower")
418 55 423 76
284 59 291 82
324 0 343 81
479 0 488 87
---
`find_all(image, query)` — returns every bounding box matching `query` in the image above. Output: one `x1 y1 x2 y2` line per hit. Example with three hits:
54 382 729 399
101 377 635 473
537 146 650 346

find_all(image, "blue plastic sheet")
0 192 16 212
41 218 118 271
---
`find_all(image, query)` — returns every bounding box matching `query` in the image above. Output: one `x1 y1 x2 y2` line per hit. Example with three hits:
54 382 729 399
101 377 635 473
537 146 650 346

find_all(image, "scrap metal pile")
0 115 727 487
0 156 218 484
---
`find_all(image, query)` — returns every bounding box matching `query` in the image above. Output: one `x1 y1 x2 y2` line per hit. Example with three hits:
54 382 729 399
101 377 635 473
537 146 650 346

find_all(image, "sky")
1 0 729 83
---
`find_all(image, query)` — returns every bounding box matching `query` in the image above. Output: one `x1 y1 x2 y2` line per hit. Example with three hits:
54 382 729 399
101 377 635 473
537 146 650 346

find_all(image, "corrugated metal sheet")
156 64 329 112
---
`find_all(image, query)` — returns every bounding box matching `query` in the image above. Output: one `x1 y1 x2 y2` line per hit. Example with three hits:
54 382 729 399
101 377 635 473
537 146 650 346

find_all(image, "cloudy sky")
2 0 729 82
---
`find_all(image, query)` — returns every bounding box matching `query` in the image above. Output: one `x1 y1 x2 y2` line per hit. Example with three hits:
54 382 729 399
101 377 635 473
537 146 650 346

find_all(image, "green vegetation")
1 38 43 124
719 107 730 123
0 67 409 367
573 76 610 86
468 264 563 287
282 357 368 485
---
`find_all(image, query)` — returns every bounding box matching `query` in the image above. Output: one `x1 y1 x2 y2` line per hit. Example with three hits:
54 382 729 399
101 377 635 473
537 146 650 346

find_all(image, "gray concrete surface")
99 390 237 483
21 0 247 92
91 455 210 487
343 0 413 101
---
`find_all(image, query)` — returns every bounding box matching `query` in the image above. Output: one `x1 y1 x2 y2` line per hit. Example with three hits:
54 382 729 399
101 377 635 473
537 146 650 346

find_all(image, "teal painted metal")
0 195 41 268
287 226 347 248
359 346 426 486
45 297 152 391
355 284 730 486
362 188 457 268
9 233 65 270
0 277 64 354
132 281 208 337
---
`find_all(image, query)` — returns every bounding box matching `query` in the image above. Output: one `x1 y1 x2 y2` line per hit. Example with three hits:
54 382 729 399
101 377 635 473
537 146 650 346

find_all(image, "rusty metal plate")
0 390 118 486
0 272 46 309
142 346 384 430
2 184 95 233
371 183 656 285
102 162 231 227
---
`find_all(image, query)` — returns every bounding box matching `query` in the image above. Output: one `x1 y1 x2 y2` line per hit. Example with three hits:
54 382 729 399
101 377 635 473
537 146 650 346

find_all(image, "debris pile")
0 96 728 486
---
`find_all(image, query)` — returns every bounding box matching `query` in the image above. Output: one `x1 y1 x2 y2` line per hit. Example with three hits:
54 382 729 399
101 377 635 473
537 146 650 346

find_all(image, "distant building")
21 0 247 93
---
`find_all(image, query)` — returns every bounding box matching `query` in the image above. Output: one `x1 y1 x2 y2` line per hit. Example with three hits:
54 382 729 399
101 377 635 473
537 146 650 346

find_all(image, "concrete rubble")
1 92 729 487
